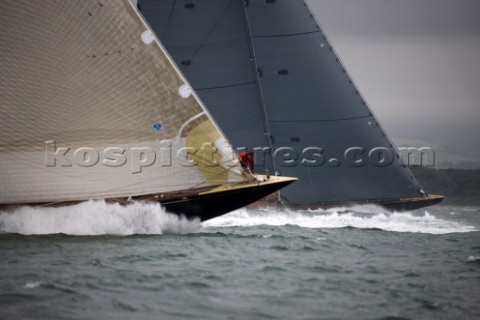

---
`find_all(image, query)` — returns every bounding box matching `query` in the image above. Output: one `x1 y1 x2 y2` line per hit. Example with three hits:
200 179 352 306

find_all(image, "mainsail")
0 0 255 205
138 0 442 209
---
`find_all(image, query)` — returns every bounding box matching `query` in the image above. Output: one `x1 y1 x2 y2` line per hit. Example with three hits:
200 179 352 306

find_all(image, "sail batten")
268 115 373 123
251 31 322 38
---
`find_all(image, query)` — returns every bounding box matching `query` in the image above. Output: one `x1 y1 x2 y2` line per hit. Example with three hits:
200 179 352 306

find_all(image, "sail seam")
195 81 257 91
252 30 321 38
186 0 235 65
269 115 371 123
160 0 177 41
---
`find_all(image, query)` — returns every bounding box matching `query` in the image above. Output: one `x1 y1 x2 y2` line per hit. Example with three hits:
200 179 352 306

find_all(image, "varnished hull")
282 194 444 212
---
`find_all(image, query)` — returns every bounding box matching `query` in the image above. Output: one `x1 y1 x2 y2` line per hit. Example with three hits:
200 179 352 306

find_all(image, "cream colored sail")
0 0 246 204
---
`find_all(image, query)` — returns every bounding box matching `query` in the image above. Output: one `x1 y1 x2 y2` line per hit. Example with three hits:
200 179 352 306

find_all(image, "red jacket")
239 151 254 171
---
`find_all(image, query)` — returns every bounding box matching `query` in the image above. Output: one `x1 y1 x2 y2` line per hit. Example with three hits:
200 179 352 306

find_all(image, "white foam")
0 200 201 236
24 281 41 289
203 206 477 234
467 256 480 262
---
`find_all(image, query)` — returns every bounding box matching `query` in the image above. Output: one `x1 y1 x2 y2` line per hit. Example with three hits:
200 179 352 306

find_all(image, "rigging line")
268 115 372 123
190 163 252 190
186 0 235 64
239 0 276 171
87 164 236 199
177 112 206 139
35 165 223 207
252 30 321 38
161 0 177 41
195 81 257 91
187 150 250 190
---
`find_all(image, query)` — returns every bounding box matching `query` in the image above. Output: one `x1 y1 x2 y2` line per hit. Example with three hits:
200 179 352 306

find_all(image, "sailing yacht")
137 0 443 210
0 0 297 221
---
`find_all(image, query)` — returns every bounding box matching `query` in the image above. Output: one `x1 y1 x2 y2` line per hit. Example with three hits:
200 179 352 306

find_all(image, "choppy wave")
204 205 477 234
1 202 477 236
24 282 42 289
467 256 480 262
0 200 201 236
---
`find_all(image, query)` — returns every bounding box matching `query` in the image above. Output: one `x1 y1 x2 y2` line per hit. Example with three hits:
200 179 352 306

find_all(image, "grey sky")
307 0 480 167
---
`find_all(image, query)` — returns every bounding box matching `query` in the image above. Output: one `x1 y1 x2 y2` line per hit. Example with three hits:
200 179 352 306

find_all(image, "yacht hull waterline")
282 194 445 212
0 176 297 222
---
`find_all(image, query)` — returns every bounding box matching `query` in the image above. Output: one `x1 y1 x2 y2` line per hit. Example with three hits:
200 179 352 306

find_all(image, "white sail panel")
0 0 246 204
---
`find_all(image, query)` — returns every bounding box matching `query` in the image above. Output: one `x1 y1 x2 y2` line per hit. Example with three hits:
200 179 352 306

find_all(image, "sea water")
0 202 479 319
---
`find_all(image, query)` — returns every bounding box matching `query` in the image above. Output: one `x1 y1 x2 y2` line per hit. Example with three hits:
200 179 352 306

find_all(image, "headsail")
0 0 248 205
138 0 429 207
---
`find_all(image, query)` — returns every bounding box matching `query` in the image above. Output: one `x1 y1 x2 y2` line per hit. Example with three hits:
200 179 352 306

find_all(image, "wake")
1 202 476 236
0 200 201 236
204 205 477 234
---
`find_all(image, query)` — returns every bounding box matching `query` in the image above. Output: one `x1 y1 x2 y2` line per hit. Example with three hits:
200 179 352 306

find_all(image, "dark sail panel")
198 84 269 145
140 0 432 208
252 33 370 121
139 0 272 154
268 119 419 203
247 0 318 35
244 0 423 204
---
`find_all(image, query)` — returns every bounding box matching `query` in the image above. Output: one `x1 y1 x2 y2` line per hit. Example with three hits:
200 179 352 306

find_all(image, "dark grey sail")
138 0 443 210
138 0 274 169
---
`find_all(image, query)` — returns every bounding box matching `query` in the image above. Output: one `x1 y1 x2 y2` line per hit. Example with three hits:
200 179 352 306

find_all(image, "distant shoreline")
410 167 480 207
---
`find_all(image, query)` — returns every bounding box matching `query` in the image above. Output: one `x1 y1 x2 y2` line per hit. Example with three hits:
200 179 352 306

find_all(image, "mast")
138 0 440 209
239 0 276 172
242 0 424 205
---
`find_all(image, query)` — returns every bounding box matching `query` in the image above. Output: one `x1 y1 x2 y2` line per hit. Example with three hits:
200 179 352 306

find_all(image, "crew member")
239 151 254 173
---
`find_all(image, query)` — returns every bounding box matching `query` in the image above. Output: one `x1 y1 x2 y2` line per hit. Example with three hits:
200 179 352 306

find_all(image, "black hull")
283 194 445 212
0 176 297 222
160 178 295 221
